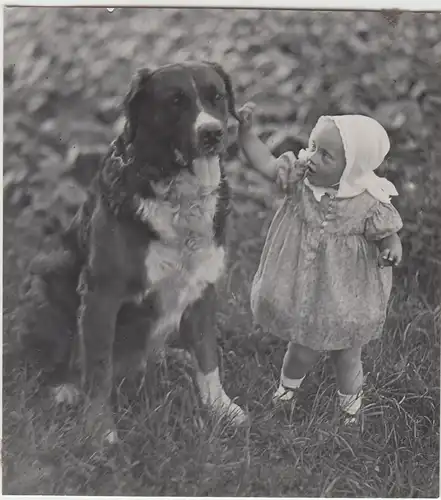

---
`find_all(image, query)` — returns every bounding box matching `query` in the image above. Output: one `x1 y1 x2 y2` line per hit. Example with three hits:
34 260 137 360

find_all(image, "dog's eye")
214 92 225 102
205 86 225 105
170 91 187 107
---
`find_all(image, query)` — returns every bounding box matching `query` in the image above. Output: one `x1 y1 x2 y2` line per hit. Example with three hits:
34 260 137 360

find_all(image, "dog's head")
123 62 238 174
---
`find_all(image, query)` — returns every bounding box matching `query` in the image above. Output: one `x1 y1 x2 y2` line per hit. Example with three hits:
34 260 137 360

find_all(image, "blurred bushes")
3 8 440 303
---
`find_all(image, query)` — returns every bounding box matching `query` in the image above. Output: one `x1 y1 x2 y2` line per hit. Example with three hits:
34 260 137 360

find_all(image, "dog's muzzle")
199 123 223 147
195 111 224 154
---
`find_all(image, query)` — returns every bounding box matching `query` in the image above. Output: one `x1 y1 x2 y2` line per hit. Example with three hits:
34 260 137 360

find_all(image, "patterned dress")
250 180 403 350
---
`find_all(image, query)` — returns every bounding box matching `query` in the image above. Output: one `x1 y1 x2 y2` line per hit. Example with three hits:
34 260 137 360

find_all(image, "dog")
18 61 247 445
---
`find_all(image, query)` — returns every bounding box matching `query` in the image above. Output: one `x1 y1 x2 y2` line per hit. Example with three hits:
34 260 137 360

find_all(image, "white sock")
281 374 305 390
338 390 362 415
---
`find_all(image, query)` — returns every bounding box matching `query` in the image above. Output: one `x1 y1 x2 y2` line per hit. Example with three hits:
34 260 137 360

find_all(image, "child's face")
304 119 346 188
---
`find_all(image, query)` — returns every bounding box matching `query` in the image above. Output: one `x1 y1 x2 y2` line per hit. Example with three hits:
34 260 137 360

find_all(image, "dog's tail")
17 249 82 384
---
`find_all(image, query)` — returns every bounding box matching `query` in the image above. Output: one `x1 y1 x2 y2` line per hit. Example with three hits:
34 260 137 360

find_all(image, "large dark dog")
18 61 247 445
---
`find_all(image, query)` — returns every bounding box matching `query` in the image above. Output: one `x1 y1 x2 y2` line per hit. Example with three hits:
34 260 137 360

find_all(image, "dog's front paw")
102 428 118 445
83 400 119 446
51 384 82 406
196 367 248 426
210 397 248 426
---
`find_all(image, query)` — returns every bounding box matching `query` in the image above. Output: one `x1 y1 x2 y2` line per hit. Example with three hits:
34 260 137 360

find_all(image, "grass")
3 207 439 496
3 7 440 497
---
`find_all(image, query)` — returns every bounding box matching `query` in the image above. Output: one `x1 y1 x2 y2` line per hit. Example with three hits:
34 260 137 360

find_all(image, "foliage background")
3 7 440 496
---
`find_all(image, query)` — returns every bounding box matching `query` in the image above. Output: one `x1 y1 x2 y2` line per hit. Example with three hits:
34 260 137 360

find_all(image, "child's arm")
377 233 403 268
237 102 308 190
237 102 279 181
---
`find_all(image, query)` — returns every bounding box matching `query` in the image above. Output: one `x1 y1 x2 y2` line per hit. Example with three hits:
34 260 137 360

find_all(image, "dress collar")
304 178 338 202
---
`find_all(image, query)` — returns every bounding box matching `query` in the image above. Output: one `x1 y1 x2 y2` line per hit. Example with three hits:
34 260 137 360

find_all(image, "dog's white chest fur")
135 157 225 339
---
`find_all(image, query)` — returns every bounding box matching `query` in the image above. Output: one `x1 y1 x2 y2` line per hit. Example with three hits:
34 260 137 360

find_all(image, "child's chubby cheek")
298 148 345 187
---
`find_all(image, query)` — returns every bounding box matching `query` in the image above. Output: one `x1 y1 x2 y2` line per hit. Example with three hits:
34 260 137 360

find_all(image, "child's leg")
283 342 321 379
273 342 320 402
330 347 363 419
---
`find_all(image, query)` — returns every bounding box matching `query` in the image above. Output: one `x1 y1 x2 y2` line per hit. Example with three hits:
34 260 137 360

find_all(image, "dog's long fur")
18 61 246 444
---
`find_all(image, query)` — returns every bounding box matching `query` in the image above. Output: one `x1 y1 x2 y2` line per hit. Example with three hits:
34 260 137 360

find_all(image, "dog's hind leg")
18 249 81 404
179 284 247 426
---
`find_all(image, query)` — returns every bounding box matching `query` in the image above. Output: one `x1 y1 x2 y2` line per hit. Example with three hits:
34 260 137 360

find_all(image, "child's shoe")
338 390 363 430
272 375 305 403
341 410 359 426
273 384 297 402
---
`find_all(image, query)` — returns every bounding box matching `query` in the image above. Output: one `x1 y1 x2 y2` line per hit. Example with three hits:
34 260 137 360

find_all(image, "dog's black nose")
199 124 223 146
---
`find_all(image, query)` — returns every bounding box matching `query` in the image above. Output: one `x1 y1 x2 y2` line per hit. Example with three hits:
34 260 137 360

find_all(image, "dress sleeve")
364 201 403 241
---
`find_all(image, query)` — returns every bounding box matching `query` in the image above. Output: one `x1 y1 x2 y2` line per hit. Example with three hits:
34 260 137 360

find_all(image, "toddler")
238 103 403 424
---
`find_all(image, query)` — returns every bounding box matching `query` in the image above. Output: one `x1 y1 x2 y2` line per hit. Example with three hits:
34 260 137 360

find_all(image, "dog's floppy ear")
123 68 153 143
205 61 240 121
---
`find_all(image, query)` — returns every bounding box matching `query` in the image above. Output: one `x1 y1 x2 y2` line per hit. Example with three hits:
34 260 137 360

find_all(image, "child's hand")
378 235 403 268
275 152 309 193
237 102 256 135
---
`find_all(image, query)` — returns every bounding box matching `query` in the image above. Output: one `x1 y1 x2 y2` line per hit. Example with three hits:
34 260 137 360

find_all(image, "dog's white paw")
103 429 119 445
196 367 248 426
51 384 81 405
211 398 248 426
83 401 119 447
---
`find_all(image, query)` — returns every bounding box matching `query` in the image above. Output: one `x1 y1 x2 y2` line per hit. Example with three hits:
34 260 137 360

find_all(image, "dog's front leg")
179 284 247 426
78 270 123 445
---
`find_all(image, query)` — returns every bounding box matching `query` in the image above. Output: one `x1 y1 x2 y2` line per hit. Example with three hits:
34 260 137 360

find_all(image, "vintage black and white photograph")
2 5 440 496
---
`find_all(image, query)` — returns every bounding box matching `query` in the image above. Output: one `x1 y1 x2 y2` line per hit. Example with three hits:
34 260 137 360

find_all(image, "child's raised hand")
275 152 309 193
237 102 256 135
